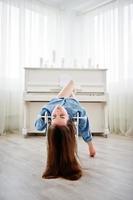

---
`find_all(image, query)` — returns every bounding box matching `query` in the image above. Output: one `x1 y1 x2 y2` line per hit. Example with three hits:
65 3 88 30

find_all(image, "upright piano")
23 67 109 137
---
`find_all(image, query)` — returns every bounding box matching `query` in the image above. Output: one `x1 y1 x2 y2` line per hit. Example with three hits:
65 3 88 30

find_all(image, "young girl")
35 80 96 180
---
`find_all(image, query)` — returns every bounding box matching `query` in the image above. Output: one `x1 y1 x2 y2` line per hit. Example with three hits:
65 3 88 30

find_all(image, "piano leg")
103 103 109 137
22 101 28 138
22 128 28 138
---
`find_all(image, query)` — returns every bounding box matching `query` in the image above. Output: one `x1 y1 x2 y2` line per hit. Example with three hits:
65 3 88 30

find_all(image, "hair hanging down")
42 120 82 181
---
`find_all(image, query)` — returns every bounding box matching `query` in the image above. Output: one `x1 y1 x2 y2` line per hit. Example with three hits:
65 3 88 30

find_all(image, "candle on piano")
40 57 43 67
96 64 99 68
52 50 56 64
88 58 92 68
73 59 77 67
44 60 49 68
61 57 65 68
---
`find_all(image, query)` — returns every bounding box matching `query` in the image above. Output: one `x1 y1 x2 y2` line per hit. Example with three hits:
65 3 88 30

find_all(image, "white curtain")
79 0 133 135
0 0 78 135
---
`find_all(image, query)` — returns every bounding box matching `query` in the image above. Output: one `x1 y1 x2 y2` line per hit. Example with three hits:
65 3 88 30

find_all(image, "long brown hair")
42 120 82 180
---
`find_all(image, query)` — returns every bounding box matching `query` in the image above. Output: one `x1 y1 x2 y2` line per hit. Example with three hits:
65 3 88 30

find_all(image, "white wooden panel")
25 68 107 93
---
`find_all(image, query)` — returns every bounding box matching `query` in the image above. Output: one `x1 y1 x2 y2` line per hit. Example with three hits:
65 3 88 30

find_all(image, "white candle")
61 57 65 67
52 50 56 64
88 58 92 67
40 57 43 67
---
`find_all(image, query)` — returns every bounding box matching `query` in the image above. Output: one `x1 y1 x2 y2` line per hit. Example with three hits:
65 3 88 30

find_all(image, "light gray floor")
0 133 133 200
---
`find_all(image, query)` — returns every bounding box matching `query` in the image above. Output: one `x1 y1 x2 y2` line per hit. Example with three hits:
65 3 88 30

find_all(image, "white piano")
23 67 109 137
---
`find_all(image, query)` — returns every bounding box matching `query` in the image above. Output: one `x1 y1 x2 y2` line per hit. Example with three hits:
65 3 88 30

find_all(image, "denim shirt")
35 97 92 142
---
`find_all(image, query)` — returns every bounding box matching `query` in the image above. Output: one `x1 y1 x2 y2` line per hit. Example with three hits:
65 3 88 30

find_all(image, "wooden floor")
0 133 133 200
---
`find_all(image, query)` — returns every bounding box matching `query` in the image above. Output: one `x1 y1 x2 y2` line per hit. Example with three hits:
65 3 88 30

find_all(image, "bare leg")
57 80 75 98
70 91 76 98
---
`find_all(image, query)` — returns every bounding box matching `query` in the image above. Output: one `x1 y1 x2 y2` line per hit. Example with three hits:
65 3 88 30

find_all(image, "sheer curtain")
79 0 133 135
0 0 77 135
0 0 23 134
